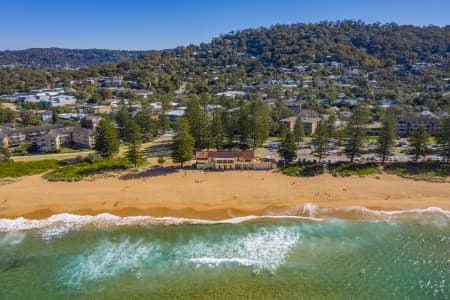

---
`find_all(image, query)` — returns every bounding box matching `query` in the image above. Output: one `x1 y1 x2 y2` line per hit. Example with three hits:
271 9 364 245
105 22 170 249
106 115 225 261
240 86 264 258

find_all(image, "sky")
1 0 448 50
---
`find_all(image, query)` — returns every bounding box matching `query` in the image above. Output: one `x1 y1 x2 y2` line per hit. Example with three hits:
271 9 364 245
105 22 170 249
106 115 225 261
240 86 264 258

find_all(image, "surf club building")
195 150 274 170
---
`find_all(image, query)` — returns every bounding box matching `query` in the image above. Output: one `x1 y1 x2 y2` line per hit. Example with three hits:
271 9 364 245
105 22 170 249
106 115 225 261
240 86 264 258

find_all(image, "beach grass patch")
283 163 324 177
385 162 450 179
44 158 131 181
0 159 60 178
330 162 380 176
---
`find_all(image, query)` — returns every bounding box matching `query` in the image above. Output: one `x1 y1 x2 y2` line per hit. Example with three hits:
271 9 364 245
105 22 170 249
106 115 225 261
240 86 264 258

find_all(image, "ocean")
0 206 449 299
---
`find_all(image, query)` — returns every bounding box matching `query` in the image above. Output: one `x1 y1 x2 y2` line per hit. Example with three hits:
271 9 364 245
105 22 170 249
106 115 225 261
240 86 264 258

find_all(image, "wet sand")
0 170 449 220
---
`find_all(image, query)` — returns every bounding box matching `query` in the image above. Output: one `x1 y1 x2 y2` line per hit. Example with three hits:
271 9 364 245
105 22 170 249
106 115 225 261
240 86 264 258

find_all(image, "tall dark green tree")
51 108 57 124
344 105 369 162
377 108 397 163
135 108 157 141
248 100 271 150
278 132 297 164
210 108 224 149
238 101 251 149
293 117 305 143
437 116 450 163
125 119 145 167
313 120 329 161
116 104 130 138
171 118 195 168
185 97 210 148
408 125 429 162
94 118 120 157
326 114 336 139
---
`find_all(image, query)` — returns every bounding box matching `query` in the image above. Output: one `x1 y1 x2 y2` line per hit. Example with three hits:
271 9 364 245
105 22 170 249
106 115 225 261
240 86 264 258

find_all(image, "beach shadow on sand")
119 167 180 180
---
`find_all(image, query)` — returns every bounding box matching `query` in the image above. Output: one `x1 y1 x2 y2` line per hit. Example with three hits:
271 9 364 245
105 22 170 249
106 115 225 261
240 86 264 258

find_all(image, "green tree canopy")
293 117 305 143
125 119 145 167
171 118 195 168
94 118 120 157
377 108 397 163
408 125 429 162
344 105 369 162
437 116 450 163
313 120 329 161
278 131 297 164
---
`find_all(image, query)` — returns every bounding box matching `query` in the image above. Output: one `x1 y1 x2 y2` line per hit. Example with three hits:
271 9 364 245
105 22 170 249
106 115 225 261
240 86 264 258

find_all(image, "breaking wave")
176 227 300 271
0 205 448 234
59 238 156 287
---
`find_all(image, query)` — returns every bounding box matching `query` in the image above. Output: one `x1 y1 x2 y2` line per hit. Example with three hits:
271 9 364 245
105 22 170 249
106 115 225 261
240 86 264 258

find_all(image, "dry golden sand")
0 170 449 220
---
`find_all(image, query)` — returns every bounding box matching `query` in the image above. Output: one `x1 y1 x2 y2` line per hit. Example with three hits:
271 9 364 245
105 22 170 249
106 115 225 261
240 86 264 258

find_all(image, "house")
280 117 297 131
280 116 321 135
165 109 185 122
31 110 53 122
302 118 321 135
366 122 383 136
195 150 273 170
396 114 440 137
89 105 112 114
42 128 73 152
299 109 321 118
81 115 102 129
0 132 8 148
3 125 64 148
72 127 95 149
215 91 246 98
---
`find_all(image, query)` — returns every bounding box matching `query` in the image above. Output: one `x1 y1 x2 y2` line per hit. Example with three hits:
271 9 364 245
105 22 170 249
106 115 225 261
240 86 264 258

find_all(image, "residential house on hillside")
396 114 440 137
165 109 185 122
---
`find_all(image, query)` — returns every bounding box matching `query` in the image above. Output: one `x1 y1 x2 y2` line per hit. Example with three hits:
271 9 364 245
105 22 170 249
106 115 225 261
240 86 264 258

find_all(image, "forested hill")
213 21 450 68
0 48 155 69
0 21 449 105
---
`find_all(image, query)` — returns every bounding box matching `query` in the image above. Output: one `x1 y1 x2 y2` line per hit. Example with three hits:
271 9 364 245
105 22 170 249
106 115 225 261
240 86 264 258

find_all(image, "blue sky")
1 0 448 50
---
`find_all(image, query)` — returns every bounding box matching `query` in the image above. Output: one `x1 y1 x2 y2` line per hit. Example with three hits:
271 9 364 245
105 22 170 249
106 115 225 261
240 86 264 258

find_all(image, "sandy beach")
0 170 449 220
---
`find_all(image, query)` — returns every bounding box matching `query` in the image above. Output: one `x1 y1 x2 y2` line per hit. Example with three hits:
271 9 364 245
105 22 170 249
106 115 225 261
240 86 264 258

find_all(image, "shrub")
157 156 166 164
85 153 103 164
282 163 324 177
385 162 450 178
44 158 131 181
330 162 380 176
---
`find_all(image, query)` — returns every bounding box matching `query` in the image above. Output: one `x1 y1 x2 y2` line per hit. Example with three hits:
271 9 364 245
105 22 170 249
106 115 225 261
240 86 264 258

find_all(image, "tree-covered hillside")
1 21 449 113
0 48 154 69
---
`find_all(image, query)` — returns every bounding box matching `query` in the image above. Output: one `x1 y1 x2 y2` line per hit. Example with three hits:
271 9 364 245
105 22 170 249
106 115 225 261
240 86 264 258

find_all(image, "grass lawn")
0 160 60 178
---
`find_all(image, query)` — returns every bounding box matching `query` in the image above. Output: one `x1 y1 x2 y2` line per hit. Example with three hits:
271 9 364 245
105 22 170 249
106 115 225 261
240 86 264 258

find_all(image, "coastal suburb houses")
0 116 97 152
195 150 275 170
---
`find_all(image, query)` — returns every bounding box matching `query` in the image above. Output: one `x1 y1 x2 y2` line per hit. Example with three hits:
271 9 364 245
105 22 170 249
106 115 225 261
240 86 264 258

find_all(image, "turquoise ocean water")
0 207 449 299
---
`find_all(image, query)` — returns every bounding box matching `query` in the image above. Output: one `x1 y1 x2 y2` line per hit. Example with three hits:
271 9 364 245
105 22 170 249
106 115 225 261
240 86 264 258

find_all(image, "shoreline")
0 170 449 220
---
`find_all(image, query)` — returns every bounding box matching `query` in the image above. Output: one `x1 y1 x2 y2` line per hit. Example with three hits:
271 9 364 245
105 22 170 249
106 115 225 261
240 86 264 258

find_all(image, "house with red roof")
195 150 273 170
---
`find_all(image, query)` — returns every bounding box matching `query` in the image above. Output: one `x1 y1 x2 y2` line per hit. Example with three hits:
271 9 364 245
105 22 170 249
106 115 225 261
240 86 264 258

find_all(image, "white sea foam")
0 205 448 233
59 238 155 287
0 232 26 247
176 227 300 271
188 257 261 267
0 213 321 234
